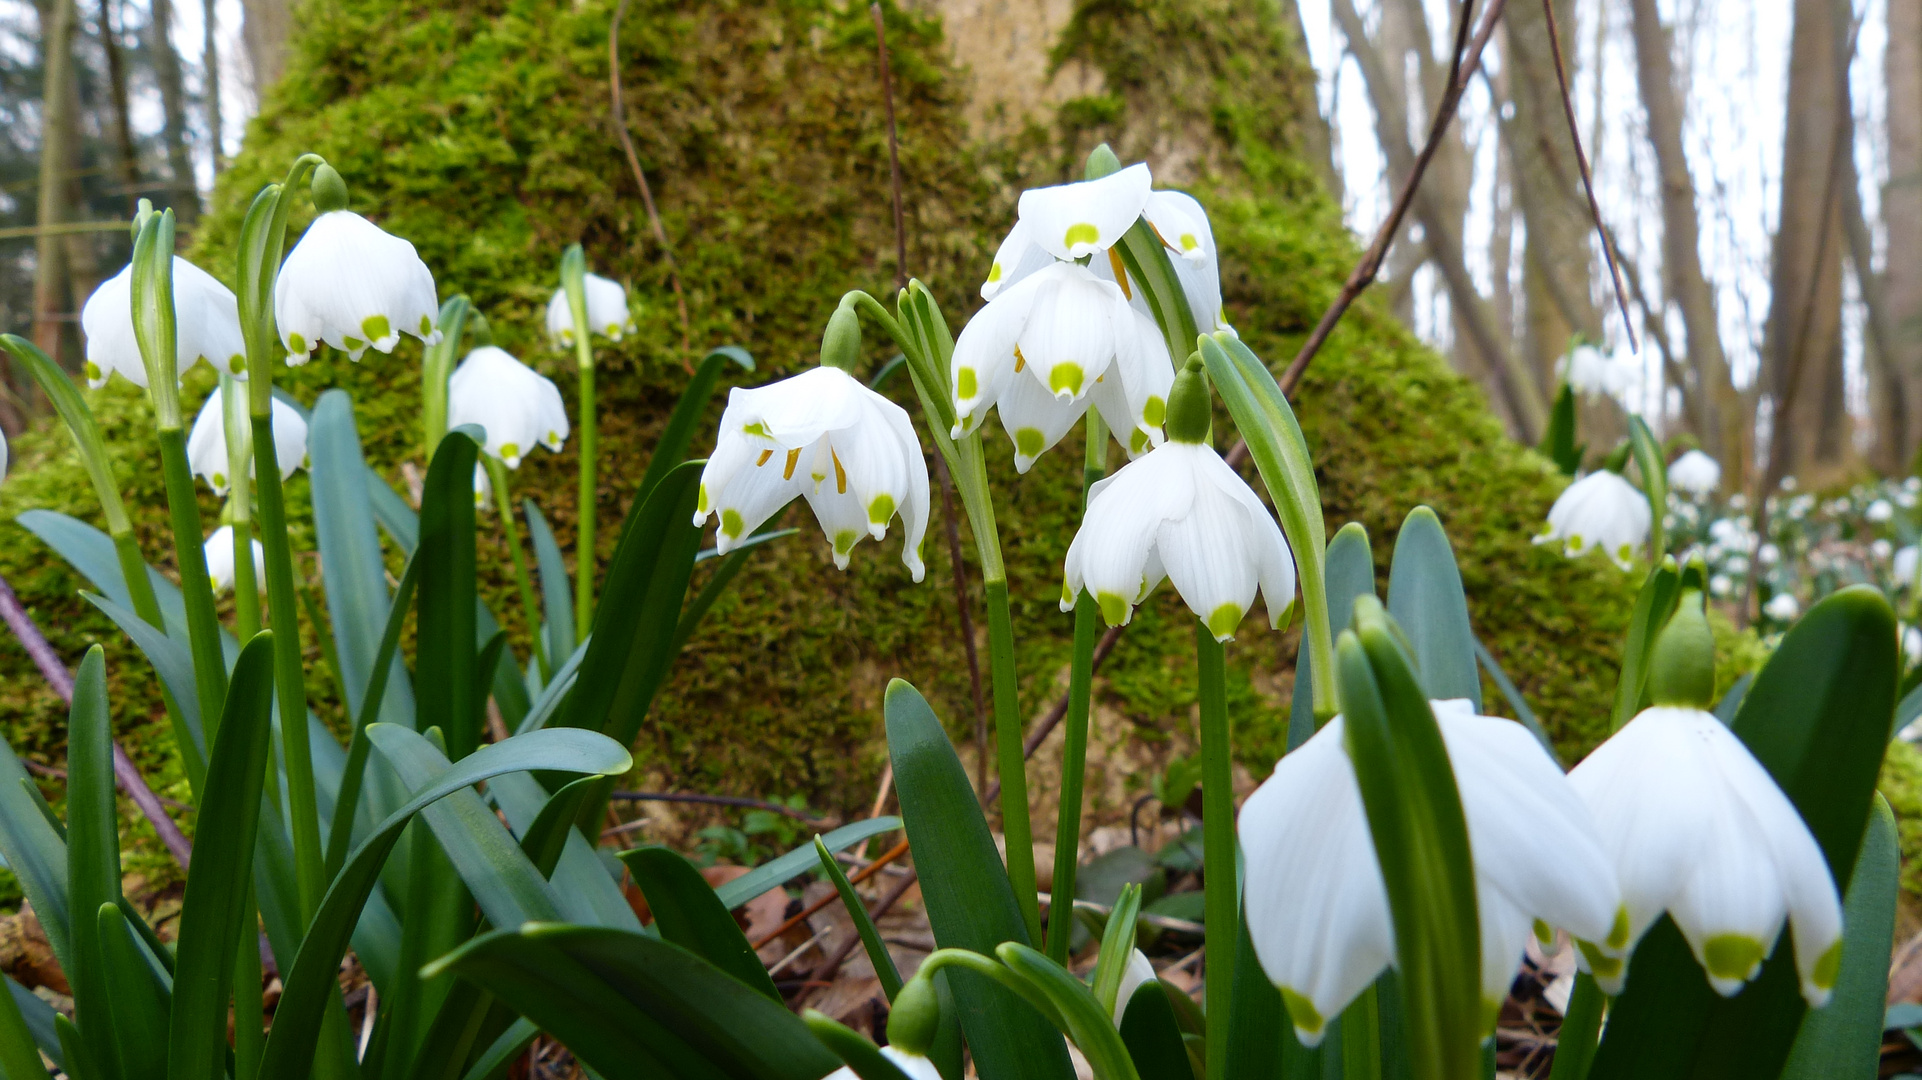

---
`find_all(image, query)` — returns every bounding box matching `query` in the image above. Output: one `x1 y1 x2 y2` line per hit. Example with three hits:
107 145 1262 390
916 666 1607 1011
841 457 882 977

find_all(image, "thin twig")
607 789 831 826
750 837 911 948
872 3 909 290
609 0 693 368
1539 0 1636 351
982 624 1124 805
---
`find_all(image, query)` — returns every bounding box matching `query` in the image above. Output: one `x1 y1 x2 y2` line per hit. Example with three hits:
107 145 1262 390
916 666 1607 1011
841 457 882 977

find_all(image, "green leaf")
0 974 57 1077
1091 883 1144 1018
55 1014 101 1080
1626 416 1667 559
1120 981 1195 1080
1781 796 1898 1077
0 336 134 539
635 345 754 511
325 550 422 879
519 775 606 878
619 846 782 1001
419 428 483 760
711 817 903 911
523 501 576 673
0 730 72 983
814 835 903 999
1538 382 1581 476
1289 522 1376 750
96 903 168 1080
487 771 639 930
1339 599 1481 1080
423 923 842 1080
15 510 185 638
1609 561 1681 733
166 632 276 1080
1386 507 1479 708
886 679 1074 1080
458 1018 537 1080
803 1012 915 1080
63 647 121 1072
1591 586 1899 1080
1224 916 1282 1080
81 592 205 766
257 728 631 1080
998 943 1141 1080
563 459 704 748
515 639 590 736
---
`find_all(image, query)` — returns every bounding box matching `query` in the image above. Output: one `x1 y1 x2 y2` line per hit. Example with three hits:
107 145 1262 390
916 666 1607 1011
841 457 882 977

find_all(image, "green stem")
1339 987 1381 1080
233 888 264 1080
251 410 326 926
916 950 1066 1031
1196 626 1234 1080
985 580 1040 944
109 527 205 795
225 376 262 639
157 427 230 733
486 455 549 679
573 350 597 641
1545 974 1604 1080
1046 415 1107 964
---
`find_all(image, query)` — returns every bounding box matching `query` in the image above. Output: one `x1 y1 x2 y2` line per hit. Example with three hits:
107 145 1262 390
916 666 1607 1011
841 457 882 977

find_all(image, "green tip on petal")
1277 988 1323 1041
361 314 392 345
720 508 744 540
1533 919 1555 949
1702 934 1766 985
83 361 101 382
1129 427 1150 454
1142 395 1166 428
1097 591 1131 627
287 332 308 355
1063 222 1101 250
834 530 859 556
1811 937 1843 991
1015 428 1045 459
1048 363 1084 397
956 367 978 400
697 485 710 515
868 494 895 525
1577 940 1623 983
1605 906 1630 951
742 421 770 438
420 314 434 336
1206 603 1241 640
228 355 244 374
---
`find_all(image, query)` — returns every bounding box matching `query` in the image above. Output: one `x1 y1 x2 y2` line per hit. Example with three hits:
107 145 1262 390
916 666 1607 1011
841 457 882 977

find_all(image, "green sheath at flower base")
310 163 349 213
1646 585 1715 709
1163 355 1212 445
820 301 863 373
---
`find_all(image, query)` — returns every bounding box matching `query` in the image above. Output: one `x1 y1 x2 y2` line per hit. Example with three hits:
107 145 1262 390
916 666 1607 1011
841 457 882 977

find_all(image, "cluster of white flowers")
1562 344 1640 401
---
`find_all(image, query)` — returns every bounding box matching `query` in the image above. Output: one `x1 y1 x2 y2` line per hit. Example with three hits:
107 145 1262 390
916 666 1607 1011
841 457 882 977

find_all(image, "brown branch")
802 865 919 992
750 837 911 949
609 0 693 369
1539 0 1637 351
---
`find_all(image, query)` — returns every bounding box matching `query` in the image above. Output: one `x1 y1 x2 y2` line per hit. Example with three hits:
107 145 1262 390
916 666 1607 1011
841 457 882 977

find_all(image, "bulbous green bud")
1084 142 1123 181
311 164 349 214
821 302 863 373
886 974 941 1054
1647 587 1715 709
1164 354 1212 444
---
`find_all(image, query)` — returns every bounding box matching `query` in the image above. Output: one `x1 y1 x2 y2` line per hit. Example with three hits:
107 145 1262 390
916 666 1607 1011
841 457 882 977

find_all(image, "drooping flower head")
1667 449 1722 499
186 384 308 495
80 257 248 390
1241 699 1621 1045
694 365 929 581
546 273 635 348
1533 470 1651 570
1563 344 1635 400
274 165 441 365
204 525 266 594
447 346 569 468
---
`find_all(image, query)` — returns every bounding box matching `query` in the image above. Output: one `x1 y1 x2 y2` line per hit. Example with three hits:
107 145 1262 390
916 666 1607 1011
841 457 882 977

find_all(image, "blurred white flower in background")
447 346 569 468
186 386 308 495
1873 539 1894 561
1709 574 1733 598
1562 345 1636 399
1667 450 1721 499
1535 471 1651 570
1763 593 1801 622
204 526 265 594
546 273 635 347
1867 499 1895 523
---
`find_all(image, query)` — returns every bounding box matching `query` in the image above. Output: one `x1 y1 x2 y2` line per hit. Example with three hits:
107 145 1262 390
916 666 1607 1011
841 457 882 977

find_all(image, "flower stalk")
486 454 551 678
1046 412 1105 965
1196 623 1235 1080
560 244 599 639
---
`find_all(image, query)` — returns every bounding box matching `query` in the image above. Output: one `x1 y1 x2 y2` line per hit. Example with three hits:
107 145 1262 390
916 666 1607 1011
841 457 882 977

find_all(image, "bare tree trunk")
63 47 100 341
1282 0 1340 203
96 0 140 198
31 0 79 366
1765 0 1852 487
239 0 291 96
148 0 200 223
203 0 223 176
1630 0 1742 485
1886 0 1922 470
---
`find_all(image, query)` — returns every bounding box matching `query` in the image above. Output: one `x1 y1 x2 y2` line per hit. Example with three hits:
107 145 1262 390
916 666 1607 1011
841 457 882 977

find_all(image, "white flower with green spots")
80 257 248 389
274 210 441 364
694 366 929 580
447 346 569 468
1667 449 1721 499
1533 470 1651 570
185 385 307 496
546 273 635 347
204 525 265 595
1241 701 1622 1047
823 1047 941 1080
1567 705 1843 1004
1060 440 1294 641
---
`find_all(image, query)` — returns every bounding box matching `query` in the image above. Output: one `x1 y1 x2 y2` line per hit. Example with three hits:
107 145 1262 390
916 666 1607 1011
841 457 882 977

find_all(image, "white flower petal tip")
81 257 247 390
274 211 438 365
1667 450 1722 498
1016 162 1153 260
696 367 928 582
447 346 569 468
186 386 308 495
1064 442 1294 640
1538 471 1650 571
545 274 633 348
203 526 266 594
1111 949 1159 1027
823 1048 942 1080
1567 706 1843 1003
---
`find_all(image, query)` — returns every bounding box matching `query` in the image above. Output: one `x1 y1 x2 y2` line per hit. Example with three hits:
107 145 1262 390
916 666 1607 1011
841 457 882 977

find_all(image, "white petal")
980 219 1055 300
1193 449 1296 628
698 440 801 554
545 288 575 349
1089 307 1176 457
1155 446 1263 640
203 525 264 594
1668 781 1787 996
950 282 1034 437
801 470 875 571
1014 267 1125 401
995 365 1089 473
448 346 567 467
878 402 932 582
1112 950 1158 1027
1144 190 1228 332
877 1049 943 1080
81 258 245 388
273 211 439 364
1063 451 1193 624
582 273 632 340
1540 471 1650 569
1017 162 1153 260
187 391 232 494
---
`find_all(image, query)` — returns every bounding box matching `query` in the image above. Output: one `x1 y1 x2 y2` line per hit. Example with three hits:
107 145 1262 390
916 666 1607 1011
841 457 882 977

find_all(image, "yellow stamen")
1108 248 1131 299
756 449 773 467
783 448 800 480
832 449 848 494
1014 346 1026 374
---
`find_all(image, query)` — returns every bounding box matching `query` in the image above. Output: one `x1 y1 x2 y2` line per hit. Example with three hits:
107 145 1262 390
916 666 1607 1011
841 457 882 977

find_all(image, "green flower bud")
1647 586 1715 709
1084 142 1123 181
821 302 863 373
311 163 349 214
886 973 941 1054
1164 353 1212 445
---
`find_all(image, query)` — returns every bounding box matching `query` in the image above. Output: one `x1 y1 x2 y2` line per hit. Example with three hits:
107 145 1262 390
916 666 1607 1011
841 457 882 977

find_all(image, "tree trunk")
1630 0 1742 486
1282 0 1340 202
148 0 200 223
240 0 292 96
31 0 79 367
203 0 223 176
1764 0 1851 487
1886 0 1922 470
96 0 140 198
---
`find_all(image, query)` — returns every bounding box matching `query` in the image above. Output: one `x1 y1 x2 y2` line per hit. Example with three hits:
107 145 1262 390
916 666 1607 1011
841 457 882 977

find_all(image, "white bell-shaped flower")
1667 450 1722 499
80 257 248 390
447 346 569 468
823 1047 941 1080
694 365 929 580
1 429 8 484
1242 700 1621 1046
1563 345 1635 399
1141 189 1231 335
983 164 1153 292
1568 705 1841 1003
951 262 1175 469
1868 498 1895 523
185 386 307 496
1061 441 1295 642
1533 470 1651 570
546 273 635 347
1895 545 1918 588
1762 592 1801 622
204 525 265 594
1111 949 1158 1027
274 211 440 365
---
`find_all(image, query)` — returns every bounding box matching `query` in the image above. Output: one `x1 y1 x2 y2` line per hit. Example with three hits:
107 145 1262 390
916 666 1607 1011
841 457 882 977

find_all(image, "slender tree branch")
609 0 693 369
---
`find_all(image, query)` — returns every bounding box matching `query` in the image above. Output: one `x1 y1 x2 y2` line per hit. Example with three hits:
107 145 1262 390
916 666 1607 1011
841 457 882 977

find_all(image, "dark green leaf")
63 647 120 1070
0 734 72 979
1121 981 1194 1080
519 775 606 878
711 817 903 911
636 346 754 511
96 903 168 1080
620 845 783 1000
814 835 902 999
1538 383 1581 476
1781 796 1898 1077
419 429 482 760
326 550 422 879
1626 417 1667 558
81 592 205 768
803 1011 915 1080
1610 562 1681 733
1091 883 1144 1017
16 510 186 638
1290 523 1375 751
459 1018 537 1080
0 973 56 1077
998 943 1141 1080
1386 507 1479 708
487 771 639 929
523 500 575 672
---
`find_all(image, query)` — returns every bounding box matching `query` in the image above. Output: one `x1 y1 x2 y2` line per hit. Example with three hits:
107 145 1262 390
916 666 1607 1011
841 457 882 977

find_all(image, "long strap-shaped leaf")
622 846 781 1000
64 647 122 1077
523 500 576 674
423 923 841 1080
167 632 276 1080
1779 795 1899 1077
256 728 631 1080
325 550 423 879
1590 587 1897 1079
1385 507 1479 708
633 346 754 513
712 816 902 911
97 903 168 1080
1288 522 1376 751
419 429 483 760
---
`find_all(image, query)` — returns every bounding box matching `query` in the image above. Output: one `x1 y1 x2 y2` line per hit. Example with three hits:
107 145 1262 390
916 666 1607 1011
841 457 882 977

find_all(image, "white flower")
1534 471 1651 570
1563 345 1635 399
274 211 440 365
1 430 7 484
472 461 491 510
204 526 265 594
984 164 1153 294
1709 574 1733 598
546 273 635 347
1061 441 1295 641
1242 701 1621 1045
1874 539 1894 561
823 1047 941 1080
1905 625 1922 666
1897 545 1918 587
1868 498 1895 523
1567 706 1842 1004
1667 450 1721 499
446 346 569 468
186 385 307 496
1763 593 1801 622
80 258 248 390
694 366 929 580
1760 542 1781 566
952 263 1175 469
1112 949 1158 1027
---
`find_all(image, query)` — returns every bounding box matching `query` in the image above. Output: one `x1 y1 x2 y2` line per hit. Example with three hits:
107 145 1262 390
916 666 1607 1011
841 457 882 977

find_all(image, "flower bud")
311 163 349 214
886 973 941 1054
820 302 862 373
1647 586 1715 709
1163 353 1211 445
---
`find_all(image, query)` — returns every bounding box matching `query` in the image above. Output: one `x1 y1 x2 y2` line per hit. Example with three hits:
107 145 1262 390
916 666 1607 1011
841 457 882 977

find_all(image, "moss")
1881 739 1922 900
0 0 1640 843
